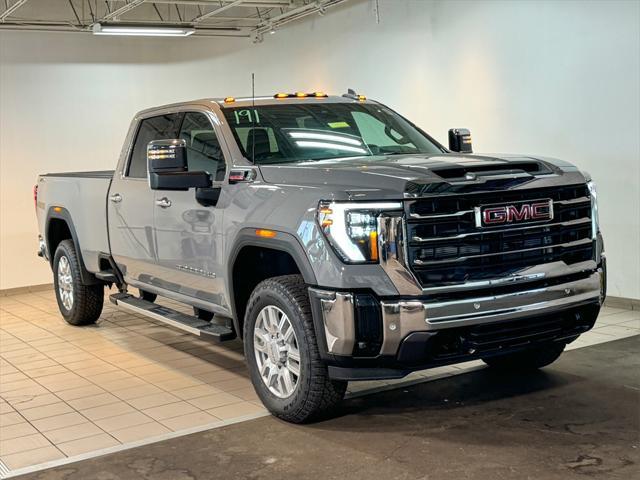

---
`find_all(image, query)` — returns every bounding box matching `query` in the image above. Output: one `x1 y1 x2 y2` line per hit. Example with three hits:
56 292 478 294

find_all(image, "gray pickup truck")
35 91 606 422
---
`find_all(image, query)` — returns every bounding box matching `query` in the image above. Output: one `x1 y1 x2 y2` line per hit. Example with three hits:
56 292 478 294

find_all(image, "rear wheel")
244 274 346 423
53 240 103 326
482 343 566 371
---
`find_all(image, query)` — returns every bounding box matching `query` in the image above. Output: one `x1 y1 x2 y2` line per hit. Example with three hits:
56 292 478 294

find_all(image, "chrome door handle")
155 197 172 208
110 193 122 203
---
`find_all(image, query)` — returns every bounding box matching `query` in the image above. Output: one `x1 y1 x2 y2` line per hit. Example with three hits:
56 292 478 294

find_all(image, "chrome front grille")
405 184 594 287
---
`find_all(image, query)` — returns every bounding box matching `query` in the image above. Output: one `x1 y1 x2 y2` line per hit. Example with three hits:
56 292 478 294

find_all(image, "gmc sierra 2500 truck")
35 91 606 423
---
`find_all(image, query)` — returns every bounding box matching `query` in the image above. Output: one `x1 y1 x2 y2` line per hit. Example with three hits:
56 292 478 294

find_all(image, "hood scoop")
431 161 550 180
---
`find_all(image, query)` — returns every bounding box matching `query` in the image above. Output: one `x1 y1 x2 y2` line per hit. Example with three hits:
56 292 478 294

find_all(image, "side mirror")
448 128 472 153
147 139 211 191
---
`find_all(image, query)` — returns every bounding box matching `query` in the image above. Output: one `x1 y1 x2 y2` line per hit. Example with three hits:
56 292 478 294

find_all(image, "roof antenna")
251 72 256 165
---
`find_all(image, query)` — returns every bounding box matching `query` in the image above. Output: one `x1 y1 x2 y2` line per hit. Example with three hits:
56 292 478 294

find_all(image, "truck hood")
258 153 584 200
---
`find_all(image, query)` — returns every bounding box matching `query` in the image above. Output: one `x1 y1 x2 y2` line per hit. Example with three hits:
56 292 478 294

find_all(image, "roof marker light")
224 97 235 103
295 92 308 98
275 93 289 99
357 95 367 101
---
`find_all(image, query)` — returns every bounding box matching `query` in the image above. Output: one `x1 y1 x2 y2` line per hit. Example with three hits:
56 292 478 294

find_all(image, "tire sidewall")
244 283 312 416
53 241 78 320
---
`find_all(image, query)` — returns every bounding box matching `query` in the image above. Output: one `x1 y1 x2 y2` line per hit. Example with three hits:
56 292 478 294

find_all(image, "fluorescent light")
288 131 364 146
92 23 195 37
295 141 367 154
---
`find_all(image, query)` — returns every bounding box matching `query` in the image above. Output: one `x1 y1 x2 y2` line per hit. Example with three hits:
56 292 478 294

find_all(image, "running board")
109 293 236 342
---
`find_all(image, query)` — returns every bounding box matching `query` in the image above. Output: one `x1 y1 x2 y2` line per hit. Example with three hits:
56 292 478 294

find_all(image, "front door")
151 111 228 310
108 112 183 286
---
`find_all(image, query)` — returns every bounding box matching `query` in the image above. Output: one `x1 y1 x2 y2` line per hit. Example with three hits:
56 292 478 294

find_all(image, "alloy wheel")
253 305 301 398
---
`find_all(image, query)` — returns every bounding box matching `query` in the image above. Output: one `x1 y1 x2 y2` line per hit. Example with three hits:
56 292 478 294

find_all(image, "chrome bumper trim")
309 288 355 356
379 270 603 355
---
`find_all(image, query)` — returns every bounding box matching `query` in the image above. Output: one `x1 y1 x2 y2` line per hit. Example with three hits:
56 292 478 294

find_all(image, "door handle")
110 193 122 203
155 197 172 208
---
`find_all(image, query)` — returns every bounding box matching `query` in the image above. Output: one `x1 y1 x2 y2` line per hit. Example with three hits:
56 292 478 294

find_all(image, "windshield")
222 102 443 164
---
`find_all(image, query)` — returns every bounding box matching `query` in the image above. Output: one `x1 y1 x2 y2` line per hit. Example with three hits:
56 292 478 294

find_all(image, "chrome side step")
109 293 236 342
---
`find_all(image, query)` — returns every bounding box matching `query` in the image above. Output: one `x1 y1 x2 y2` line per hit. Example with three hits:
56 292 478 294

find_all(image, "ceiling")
0 0 351 41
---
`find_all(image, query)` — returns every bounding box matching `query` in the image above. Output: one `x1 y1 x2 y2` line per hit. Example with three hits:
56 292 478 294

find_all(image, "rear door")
108 112 183 286
150 110 229 309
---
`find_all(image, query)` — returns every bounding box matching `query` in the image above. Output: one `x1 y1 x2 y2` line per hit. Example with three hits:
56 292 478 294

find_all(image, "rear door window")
127 113 183 178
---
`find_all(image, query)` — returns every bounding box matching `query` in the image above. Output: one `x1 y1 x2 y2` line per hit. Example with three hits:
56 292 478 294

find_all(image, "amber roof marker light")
224 97 235 103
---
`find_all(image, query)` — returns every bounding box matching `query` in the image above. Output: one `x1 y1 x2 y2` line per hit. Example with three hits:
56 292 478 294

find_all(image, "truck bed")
36 172 113 274
41 170 115 179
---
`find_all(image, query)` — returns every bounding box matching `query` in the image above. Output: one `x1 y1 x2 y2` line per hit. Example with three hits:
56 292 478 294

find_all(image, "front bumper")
309 268 605 380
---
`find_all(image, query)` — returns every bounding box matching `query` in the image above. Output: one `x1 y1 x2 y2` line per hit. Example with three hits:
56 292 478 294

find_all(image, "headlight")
317 201 402 263
587 180 599 238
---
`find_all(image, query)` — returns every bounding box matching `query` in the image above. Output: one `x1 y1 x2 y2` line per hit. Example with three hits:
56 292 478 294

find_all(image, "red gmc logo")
476 199 553 227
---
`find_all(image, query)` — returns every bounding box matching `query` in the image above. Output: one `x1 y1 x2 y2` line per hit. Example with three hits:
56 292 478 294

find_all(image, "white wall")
1 0 638 298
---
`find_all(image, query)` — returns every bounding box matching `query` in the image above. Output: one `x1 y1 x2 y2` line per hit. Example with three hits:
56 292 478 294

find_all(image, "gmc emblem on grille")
475 199 553 228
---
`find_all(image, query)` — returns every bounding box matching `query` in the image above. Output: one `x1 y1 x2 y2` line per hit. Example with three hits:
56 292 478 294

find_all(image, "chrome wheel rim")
57 256 74 311
253 305 301 399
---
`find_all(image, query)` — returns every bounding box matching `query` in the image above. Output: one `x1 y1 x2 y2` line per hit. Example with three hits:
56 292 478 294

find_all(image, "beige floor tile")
22 364 69 378
72 363 120 377
0 378 40 394
36 372 93 392
8 393 61 410
109 421 171 443
42 421 104 444
98 376 148 393
67 392 121 410
160 411 220 431
90 370 135 385
142 401 200 421
1 444 65 470
56 384 107 401
31 412 88 432
0 432 52 455
0 421 38 441
152 377 204 391
57 432 120 457
20 401 74 421
0 372 28 384
187 392 244 410
0 383 49 401
93 411 155 432
206 401 267 420
80 401 136 421
126 392 180 410
214 377 253 392
171 384 222 400
232 387 260 402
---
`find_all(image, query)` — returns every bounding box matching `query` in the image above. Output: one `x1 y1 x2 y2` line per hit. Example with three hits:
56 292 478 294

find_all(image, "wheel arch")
227 229 317 339
45 207 99 285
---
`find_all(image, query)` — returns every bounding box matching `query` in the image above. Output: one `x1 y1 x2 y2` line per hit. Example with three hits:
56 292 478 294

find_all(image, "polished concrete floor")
12 336 640 480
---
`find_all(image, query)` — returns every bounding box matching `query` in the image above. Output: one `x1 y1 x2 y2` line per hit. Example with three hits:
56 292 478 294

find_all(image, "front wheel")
482 343 566 371
244 275 346 423
53 240 103 326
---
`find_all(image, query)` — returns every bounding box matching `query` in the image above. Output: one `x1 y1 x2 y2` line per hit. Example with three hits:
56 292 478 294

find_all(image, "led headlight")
317 201 402 263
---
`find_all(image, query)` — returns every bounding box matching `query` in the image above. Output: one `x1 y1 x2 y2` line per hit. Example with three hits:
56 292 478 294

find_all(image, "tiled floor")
1 287 638 477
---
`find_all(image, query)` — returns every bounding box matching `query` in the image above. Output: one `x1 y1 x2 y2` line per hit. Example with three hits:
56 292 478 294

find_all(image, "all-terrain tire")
244 274 346 423
482 343 566 371
53 240 104 326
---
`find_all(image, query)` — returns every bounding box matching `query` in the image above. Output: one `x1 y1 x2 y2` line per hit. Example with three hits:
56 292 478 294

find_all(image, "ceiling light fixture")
92 23 195 37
